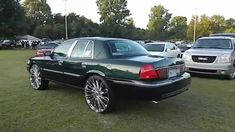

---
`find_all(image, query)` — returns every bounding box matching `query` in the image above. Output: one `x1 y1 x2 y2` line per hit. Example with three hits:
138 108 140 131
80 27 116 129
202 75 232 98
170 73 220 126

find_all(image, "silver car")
182 37 235 79
144 42 181 58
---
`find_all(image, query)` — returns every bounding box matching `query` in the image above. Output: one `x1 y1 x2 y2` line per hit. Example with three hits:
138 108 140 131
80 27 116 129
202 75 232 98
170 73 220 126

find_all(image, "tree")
225 18 235 29
0 0 27 38
197 15 214 37
211 15 225 33
33 25 53 38
23 0 52 34
53 13 64 24
169 16 187 40
147 5 172 40
97 0 131 37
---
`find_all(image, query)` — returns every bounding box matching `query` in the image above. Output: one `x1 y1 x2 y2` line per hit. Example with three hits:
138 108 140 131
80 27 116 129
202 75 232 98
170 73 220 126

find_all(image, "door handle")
58 60 63 65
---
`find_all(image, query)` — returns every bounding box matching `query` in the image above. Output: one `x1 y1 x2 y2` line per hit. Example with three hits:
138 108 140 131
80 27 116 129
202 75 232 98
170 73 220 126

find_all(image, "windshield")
193 39 233 49
144 44 165 52
107 40 148 57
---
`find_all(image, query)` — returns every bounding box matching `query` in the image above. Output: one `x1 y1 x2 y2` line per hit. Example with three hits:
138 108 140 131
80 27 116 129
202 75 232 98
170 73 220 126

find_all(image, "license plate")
168 68 177 78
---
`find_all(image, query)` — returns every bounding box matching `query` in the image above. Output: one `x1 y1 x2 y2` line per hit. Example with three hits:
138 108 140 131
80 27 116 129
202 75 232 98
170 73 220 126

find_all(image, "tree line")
1 0 235 41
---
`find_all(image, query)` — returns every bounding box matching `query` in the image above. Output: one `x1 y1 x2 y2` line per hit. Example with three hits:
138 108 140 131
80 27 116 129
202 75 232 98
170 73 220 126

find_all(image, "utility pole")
64 0 68 40
193 8 198 42
193 16 197 42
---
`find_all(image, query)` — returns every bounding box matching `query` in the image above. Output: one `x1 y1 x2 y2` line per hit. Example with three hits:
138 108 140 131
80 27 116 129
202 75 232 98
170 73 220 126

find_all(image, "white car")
144 42 181 58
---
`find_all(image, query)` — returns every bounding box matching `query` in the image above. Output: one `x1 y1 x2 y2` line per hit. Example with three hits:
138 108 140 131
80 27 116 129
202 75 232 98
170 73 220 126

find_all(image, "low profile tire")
29 64 49 90
84 75 116 113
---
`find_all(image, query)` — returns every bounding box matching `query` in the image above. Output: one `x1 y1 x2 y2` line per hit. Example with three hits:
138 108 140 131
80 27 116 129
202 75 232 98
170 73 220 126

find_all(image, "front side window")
53 40 75 58
71 40 93 59
193 39 233 49
107 40 148 57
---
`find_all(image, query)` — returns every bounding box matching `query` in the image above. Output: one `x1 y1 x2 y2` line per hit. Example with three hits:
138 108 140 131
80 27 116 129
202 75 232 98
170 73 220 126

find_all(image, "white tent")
17 35 41 41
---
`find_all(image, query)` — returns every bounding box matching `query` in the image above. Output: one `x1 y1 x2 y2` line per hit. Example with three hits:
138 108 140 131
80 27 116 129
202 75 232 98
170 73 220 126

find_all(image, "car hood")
185 48 233 56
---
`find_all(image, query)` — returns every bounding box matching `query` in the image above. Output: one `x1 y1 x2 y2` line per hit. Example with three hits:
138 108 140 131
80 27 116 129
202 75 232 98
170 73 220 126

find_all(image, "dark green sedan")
27 37 191 113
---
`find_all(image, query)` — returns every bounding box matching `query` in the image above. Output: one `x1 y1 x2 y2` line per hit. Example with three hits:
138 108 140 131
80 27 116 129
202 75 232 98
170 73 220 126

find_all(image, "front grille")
189 68 217 73
192 55 216 63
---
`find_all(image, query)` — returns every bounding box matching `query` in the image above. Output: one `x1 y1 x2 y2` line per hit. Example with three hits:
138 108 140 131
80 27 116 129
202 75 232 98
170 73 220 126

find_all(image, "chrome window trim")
67 40 78 57
69 40 95 59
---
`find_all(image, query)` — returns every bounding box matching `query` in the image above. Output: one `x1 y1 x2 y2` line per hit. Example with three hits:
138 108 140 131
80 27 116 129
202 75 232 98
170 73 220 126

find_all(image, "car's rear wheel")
84 75 115 113
29 64 48 90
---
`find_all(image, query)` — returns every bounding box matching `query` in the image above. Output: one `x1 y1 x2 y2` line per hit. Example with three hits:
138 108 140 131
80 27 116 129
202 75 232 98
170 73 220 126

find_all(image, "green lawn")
0 50 234 132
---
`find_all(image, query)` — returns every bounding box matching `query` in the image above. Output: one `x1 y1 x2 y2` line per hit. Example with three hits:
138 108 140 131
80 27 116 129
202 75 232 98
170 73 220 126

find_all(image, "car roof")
146 42 173 45
72 37 129 42
210 33 235 37
199 36 235 40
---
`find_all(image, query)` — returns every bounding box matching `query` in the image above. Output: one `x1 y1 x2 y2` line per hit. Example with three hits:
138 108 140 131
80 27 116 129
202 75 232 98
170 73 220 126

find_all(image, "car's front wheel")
29 64 49 90
227 71 235 80
84 75 115 113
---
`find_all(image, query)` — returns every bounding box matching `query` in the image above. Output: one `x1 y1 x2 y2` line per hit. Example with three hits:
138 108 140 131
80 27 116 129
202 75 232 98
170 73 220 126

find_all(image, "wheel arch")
83 70 106 87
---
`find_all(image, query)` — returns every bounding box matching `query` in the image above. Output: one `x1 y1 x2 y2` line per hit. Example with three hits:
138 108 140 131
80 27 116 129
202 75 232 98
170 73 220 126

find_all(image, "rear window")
107 40 148 57
37 43 58 49
144 44 165 52
193 39 233 49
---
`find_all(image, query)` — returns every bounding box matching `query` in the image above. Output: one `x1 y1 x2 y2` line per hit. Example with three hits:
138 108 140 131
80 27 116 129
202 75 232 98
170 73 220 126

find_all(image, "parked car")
144 42 181 58
36 43 58 57
27 37 191 113
182 36 235 79
0 40 15 48
177 44 192 53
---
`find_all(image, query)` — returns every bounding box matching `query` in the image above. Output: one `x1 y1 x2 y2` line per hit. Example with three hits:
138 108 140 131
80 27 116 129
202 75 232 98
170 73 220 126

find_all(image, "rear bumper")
185 62 234 75
108 73 191 100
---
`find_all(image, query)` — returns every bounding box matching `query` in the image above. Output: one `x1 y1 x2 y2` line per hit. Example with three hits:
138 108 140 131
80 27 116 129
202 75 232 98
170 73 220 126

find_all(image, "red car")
36 43 58 57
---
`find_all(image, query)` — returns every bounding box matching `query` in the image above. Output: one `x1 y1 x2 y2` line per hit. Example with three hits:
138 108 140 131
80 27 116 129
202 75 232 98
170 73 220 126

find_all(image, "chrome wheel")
29 64 42 89
85 76 110 113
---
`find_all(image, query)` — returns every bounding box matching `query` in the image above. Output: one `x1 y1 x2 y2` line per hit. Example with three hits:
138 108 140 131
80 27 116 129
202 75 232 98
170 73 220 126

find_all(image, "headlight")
182 52 191 62
218 55 232 63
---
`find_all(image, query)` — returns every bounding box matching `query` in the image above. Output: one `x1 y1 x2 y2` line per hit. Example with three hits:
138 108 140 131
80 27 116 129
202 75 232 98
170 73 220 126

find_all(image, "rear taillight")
36 50 43 57
139 64 158 80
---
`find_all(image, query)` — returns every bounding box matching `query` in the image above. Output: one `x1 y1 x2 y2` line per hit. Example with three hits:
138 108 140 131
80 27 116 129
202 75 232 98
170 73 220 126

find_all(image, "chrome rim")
29 65 41 89
85 77 109 113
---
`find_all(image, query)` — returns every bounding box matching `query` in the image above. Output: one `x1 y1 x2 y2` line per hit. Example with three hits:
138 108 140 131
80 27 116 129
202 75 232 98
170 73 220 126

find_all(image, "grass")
0 49 235 132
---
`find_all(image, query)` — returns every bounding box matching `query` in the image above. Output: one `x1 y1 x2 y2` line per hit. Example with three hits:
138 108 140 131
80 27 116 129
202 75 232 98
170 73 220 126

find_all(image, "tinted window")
144 44 165 52
37 43 58 49
71 40 93 59
53 40 75 57
94 41 109 59
193 39 232 49
107 40 148 57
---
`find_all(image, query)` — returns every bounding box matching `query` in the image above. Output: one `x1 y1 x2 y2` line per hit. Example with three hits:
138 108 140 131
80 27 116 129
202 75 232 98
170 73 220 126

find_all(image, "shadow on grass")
46 82 187 115
190 73 229 80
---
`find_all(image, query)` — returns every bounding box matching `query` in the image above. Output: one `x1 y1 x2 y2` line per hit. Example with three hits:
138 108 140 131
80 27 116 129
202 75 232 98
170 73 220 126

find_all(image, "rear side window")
144 44 165 52
94 41 109 59
53 40 75 58
71 40 93 59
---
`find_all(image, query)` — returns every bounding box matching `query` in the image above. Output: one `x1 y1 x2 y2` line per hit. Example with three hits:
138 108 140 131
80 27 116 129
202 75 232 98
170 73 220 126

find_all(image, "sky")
47 0 235 29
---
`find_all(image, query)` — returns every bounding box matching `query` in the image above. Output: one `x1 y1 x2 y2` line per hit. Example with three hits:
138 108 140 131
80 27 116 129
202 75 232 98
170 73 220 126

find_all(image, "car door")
62 40 94 87
42 39 76 82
